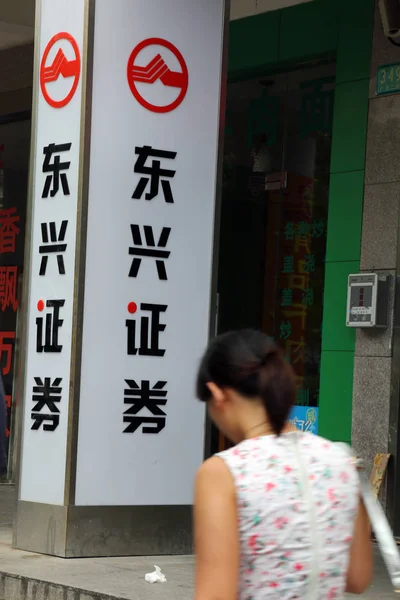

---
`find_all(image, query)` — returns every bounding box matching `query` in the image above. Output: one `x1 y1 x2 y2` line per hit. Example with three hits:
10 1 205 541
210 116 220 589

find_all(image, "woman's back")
217 432 359 599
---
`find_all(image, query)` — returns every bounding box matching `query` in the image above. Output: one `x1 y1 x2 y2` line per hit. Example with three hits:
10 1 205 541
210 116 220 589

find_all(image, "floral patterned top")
217 432 359 599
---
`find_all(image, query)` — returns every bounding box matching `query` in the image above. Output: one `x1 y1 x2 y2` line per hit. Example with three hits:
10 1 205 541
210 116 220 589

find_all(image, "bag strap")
336 443 400 592
289 432 319 600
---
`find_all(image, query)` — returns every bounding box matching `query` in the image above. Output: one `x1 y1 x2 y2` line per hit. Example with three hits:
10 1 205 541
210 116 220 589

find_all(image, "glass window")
0 113 30 479
215 62 335 451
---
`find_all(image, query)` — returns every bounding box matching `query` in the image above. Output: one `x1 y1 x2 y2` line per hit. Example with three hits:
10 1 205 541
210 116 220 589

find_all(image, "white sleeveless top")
217 432 359 599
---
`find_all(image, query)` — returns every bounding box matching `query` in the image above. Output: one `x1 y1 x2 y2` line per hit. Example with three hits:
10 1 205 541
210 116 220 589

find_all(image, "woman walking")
193 329 372 599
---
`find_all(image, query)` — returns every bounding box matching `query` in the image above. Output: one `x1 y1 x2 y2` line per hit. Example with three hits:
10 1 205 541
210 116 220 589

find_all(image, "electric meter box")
346 273 389 328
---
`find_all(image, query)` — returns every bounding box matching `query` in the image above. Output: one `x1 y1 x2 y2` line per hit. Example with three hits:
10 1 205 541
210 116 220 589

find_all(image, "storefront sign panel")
19 0 85 504
75 0 227 506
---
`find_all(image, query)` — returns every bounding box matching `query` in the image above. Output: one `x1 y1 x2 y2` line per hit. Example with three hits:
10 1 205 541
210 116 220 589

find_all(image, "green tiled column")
330 80 371 174
318 0 374 443
325 171 364 262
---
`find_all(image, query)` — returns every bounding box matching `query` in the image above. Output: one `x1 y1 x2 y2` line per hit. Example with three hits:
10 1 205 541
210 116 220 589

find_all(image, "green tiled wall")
319 351 355 442
325 171 364 263
336 0 375 84
330 79 371 174
320 0 374 443
279 0 339 63
228 11 280 74
228 0 375 443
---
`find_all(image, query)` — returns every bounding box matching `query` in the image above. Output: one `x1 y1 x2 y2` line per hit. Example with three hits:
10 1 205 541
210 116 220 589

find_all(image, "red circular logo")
40 32 81 109
127 38 189 113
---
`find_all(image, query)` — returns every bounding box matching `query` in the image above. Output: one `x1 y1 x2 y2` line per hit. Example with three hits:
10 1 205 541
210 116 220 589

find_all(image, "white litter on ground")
145 565 167 583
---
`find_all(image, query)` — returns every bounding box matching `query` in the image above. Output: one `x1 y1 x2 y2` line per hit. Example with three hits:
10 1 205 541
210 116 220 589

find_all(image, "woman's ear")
206 382 225 408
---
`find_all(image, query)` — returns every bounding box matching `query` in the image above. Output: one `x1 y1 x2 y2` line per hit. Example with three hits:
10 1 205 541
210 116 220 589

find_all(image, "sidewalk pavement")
0 485 398 599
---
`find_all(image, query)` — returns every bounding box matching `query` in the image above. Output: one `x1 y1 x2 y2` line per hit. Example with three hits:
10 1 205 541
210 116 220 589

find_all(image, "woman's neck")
243 421 297 440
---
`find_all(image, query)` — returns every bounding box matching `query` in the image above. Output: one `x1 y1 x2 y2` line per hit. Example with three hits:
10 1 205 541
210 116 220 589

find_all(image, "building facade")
1 0 400 554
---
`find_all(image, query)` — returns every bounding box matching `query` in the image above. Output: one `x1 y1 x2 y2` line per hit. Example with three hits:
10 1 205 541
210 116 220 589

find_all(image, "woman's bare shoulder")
195 455 235 491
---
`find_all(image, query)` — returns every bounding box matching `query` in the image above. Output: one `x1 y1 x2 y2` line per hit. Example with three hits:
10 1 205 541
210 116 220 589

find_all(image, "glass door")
214 61 335 454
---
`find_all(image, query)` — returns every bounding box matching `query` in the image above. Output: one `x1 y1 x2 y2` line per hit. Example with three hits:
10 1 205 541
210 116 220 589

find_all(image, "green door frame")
227 0 375 443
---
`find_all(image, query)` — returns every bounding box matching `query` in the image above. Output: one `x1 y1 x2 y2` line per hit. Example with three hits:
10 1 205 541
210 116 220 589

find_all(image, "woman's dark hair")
196 329 296 435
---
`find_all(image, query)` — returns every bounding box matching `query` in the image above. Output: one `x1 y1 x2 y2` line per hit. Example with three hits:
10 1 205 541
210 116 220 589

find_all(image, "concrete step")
0 554 194 600
0 573 126 600
0 529 194 600
1 485 194 599
0 543 395 600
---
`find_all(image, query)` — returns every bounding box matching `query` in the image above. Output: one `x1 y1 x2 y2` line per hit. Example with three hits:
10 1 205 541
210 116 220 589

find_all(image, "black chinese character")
126 303 167 357
123 379 167 434
42 142 72 198
31 376 62 431
132 145 176 203
36 299 65 353
129 224 171 281
39 221 68 275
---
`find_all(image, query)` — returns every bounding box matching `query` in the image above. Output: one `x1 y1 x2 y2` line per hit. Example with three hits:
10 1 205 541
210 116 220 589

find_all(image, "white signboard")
75 0 226 505
19 0 85 504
